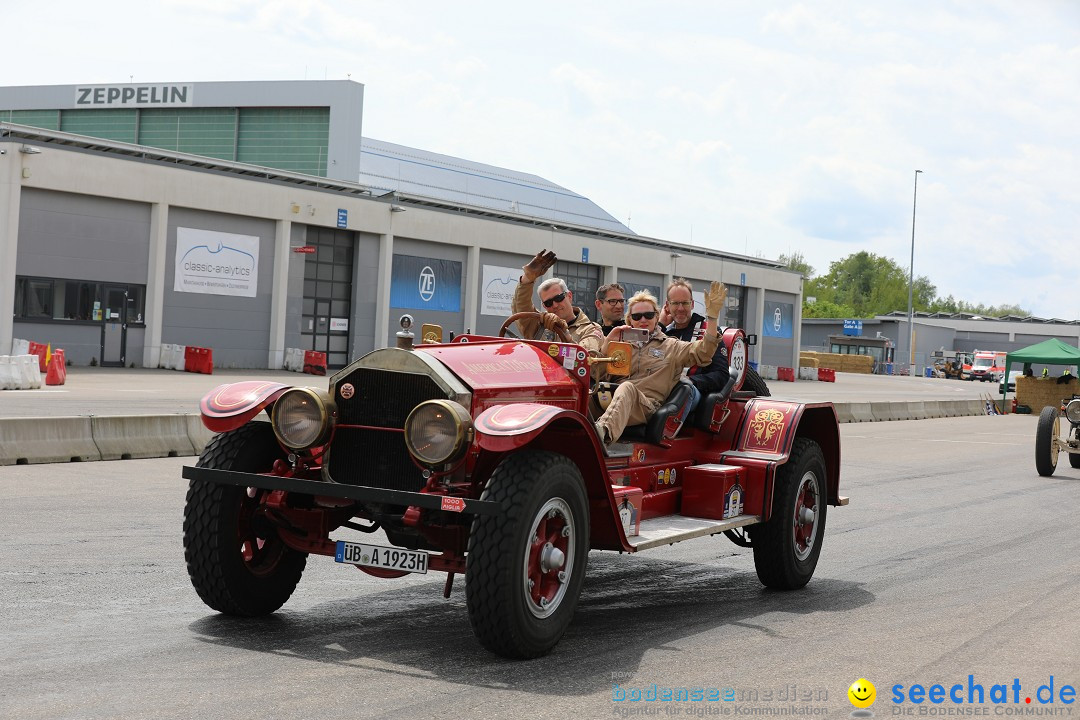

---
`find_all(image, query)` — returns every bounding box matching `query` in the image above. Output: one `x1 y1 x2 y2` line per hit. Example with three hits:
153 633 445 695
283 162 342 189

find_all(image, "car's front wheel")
183 423 308 615
466 450 589 658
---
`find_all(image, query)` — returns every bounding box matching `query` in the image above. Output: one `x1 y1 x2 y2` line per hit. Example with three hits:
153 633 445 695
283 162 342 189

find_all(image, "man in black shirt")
662 278 730 412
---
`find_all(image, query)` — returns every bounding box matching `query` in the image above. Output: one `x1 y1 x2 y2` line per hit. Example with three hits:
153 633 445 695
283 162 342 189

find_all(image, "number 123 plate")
334 541 428 574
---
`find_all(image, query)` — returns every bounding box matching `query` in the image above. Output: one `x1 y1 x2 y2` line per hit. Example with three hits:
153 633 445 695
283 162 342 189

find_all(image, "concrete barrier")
186 414 215 455
832 403 856 423
798 367 817 381
956 399 982 417
922 400 942 418
0 416 101 465
91 415 196 460
907 401 927 420
849 403 876 422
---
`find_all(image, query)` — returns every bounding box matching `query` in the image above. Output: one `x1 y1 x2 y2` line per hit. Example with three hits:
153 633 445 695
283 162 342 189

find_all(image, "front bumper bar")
182 466 504 516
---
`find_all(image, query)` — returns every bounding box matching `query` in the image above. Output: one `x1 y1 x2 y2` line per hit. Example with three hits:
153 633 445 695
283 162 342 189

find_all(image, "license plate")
334 541 428 574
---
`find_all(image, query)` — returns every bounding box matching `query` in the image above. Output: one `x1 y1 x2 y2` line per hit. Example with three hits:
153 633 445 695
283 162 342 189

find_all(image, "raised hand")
522 249 558 283
704 281 728 319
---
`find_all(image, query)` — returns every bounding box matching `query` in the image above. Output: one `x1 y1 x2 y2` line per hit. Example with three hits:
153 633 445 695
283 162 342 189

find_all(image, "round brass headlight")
272 388 334 450
404 400 472 467
1066 399 1080 424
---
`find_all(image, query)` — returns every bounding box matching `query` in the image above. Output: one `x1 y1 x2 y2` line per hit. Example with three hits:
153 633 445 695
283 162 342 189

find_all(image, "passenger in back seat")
594 282 727 446
662 278 730 415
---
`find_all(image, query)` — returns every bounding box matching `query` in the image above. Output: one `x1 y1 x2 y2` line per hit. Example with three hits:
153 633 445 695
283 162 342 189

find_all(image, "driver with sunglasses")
512 249 604 353
593 282 727 446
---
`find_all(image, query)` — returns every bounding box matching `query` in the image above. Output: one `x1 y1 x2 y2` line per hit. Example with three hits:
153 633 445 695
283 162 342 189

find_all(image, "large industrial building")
1 80 804 370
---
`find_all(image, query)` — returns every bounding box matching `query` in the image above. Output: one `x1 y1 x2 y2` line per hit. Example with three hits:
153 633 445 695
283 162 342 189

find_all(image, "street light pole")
907 169 923 376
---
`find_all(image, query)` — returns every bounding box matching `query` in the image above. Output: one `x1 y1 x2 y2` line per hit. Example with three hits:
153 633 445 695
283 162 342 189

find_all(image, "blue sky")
10 0 1079 318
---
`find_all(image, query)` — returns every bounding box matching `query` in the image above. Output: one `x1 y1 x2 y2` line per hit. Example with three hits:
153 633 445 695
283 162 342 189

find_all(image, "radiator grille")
328 368 446 489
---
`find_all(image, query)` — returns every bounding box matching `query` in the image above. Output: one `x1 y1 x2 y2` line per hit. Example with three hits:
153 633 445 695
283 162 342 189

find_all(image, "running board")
628 514 761 551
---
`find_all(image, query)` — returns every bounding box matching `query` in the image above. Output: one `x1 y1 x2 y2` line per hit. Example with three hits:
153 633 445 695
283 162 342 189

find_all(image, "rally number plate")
334 541 428 574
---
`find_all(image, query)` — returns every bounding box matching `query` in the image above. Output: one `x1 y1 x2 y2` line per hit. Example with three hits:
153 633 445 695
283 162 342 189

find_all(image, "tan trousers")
596 382 660 444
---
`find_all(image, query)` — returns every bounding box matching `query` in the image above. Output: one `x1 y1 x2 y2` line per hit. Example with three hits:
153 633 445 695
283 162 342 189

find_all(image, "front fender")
474 403 590 452
199 381 293 433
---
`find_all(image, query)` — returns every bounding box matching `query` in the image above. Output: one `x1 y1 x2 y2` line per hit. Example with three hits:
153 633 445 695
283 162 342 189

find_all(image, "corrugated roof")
359 137 634 235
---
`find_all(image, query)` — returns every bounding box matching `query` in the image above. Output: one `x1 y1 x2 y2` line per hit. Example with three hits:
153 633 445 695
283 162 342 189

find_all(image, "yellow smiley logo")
848 678 876 709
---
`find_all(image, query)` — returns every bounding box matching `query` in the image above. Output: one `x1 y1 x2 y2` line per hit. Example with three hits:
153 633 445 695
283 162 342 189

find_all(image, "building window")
12 276 145 325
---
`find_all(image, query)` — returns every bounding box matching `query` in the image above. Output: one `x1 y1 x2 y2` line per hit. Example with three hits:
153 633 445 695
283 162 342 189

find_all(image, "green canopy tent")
1001 338 1080 405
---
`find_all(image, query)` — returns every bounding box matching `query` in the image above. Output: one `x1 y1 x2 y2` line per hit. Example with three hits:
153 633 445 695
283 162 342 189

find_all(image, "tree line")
779 251 1030 319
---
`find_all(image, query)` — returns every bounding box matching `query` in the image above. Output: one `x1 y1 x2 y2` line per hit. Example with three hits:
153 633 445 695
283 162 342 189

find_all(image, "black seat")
692 375 737 430
620 378 695 446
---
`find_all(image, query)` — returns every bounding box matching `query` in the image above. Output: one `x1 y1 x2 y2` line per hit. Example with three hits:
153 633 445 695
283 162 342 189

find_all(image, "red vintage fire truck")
182 313 846 658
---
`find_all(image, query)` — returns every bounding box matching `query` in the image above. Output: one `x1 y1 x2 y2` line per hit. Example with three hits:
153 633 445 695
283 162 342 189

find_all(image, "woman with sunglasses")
593 281 727 446
511 249 604 353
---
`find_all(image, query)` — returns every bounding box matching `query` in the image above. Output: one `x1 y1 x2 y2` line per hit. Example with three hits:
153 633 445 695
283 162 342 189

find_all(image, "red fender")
199 381 293 433
473 403 630 551
474 403 596 452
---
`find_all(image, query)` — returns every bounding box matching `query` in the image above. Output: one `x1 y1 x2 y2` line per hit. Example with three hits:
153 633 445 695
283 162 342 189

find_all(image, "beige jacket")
601 327 720 404
512 279 604 354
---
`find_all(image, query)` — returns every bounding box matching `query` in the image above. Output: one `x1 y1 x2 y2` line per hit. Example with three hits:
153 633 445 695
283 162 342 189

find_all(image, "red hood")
418 340 586 390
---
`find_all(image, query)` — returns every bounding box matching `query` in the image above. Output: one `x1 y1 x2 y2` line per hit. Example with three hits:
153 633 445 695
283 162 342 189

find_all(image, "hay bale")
1016 376 1079 414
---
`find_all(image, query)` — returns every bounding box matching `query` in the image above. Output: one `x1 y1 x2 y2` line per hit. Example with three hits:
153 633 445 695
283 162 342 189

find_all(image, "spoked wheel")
1035 406 1060 477
183 423 308 615
750 437 826 589
466 450 589 658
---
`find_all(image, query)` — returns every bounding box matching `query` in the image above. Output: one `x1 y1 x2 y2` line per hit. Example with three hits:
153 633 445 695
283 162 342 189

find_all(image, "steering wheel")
499 311 573 344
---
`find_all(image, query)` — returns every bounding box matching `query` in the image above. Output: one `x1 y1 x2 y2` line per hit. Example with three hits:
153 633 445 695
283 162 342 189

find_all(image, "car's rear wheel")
750 438 826 589
183 423 308 615
1035 406 1060 477
466 450 589 658
742 365 771 397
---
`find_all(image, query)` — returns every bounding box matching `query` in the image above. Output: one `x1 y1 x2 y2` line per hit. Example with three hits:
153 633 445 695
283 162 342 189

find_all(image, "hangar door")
302 227 353 369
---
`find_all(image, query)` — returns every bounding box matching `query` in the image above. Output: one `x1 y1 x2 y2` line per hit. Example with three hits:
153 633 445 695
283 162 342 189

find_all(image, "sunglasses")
542 292 567 308
630 311 658 321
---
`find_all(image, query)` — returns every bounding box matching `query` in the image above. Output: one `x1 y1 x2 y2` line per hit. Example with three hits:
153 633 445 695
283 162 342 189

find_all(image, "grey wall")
282 223 310 361
349 231 381 359
17 188 150 282
163 208 275 368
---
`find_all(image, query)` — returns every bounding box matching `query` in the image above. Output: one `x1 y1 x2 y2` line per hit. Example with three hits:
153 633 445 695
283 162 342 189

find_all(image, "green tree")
803 251 935 318
778 251 814 277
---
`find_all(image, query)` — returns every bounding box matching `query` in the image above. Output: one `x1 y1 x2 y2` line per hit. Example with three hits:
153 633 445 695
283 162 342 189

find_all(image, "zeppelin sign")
74 84 194 108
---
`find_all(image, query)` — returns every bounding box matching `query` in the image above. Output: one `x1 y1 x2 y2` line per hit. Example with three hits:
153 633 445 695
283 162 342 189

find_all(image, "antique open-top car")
182 313 846 658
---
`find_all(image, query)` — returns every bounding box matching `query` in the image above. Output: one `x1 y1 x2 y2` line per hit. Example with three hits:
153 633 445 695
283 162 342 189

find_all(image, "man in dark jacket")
662 278 730 412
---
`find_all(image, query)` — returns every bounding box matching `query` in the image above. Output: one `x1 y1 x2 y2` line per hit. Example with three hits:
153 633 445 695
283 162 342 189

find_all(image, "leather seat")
692 375 737 430
620 378 695 446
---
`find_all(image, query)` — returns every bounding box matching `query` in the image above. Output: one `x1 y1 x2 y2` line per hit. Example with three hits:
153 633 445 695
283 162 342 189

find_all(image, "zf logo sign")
773 306 783 332
419 266 435 302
